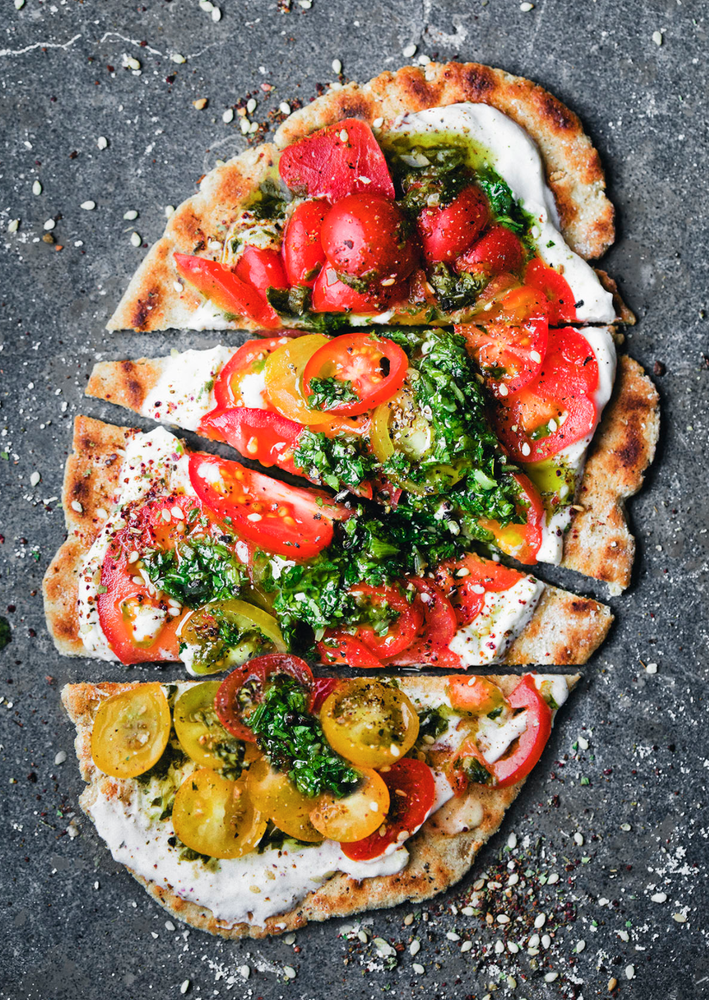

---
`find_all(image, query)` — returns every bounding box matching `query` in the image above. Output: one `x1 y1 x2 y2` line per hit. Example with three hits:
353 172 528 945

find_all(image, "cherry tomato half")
447 676 506 717
417 184 490 264
188 452 346 560
493 326 599 463
311 265 390 314
302 333 409 417
235 246 289 305
321 194 417 285
174 253 282 329
457 317 549 400
455 224 526 278
282 199 328 287
200 406 303 475
172 769 267 859
213 337 290 410
524 257 578 325
215 653 314 741
340 758 436 861
385 577 461 668
309 767 390 842
91 683 171 778
320 678 420 769
278 118 395 201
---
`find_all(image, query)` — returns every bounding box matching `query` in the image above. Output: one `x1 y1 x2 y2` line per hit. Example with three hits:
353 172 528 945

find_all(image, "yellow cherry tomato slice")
245 756 323 842
179 599 287 675
91 683 171 779
310 767 390 842
263 334 334 426
320 678 420 769
171 768 267 859
173 682 245 771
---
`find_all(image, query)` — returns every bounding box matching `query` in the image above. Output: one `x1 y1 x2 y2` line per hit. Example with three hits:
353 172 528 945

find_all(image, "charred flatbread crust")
62 674 578 939
561 356 660 594
44 416 613 664
85 347 656 594
107 61 614 333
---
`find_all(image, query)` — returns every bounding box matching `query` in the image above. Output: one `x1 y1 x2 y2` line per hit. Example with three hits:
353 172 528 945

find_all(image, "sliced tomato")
278 118 395 201
212 337 290 410
457 317 548 399
188 453 346 560
173 253 282 329
341 758 436 861
448 675 506 716
478 473 544 565
455 225 526 278
302 333 409 416
215 654 314 741
321 194 417 284
282 199 328 287
309 676 342 714
434 553 525 627
417 184 490 264
387 578 461 668
319 583 423 667
200 407 303 475
235 245 289 305
311 265 387 314
524 257 577 325
493 326 599 463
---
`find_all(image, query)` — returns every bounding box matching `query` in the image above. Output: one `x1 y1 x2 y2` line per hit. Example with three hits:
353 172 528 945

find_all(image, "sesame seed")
652 30 663 46
541 933 551 949
494 940 504 954
646 661 658 674
7 219 20 233
372 117 384 128
171 53 186 64
284 932 296 944
412 963 424 974
211 7 222 21
54 750 67 765
193 98 208 110
165 205 175 217
283 966 296 980
497 914 510 924
15 0 25 9
446 931 460 941
279 102 291 115
651 891 667 903
71 500 83 513
409 939 421 955
520 2 534 10
247 512 262 522
417 53 431 64
547 872 559 885
369 801 379 812
544 972 558 983
222 108 234 123
249 121 259 133
199 0 213 9
239 965 250 979
576 939 586 953
123 210 138 220
240 118 251 134
498 383 509 397
403 43 417 57
332 58 342 74
247 98 257 113
521 442 531 456
507 833 517 849
578 736 589 750
608 978 618 992
530 350 542 363
507 873 519 886
534 912 546 929
527 933 539 948
130 232 142 247
30 471 41 487
81 200 96 211
507 941 519 954
299 0 312 7
404 914 415 926
32 180 42 196
574 832 584 846
180 981 190 995
43 219 56 231
673 912 687 923
165 921 175 931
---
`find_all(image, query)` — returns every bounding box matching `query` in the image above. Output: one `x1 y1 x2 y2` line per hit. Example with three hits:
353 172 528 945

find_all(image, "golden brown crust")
274 62 614 260
62 674 578 939
42 417 138 656
107 62 614 333
86 358 169 412
505 585 612 664
561 356 660 594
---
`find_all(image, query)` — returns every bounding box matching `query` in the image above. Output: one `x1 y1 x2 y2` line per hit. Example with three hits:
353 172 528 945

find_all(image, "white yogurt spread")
142 346 234 431
448 574 544 666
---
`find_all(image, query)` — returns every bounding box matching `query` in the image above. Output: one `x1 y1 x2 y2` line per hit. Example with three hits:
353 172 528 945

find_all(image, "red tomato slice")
457 318 549 399
215 654 314 741
188 453 346 560
455 225 526 278
341 758 436 861
278 118 395 202
318 583 423 666
417 184 490 264
213 337 290 409
478 473 544 565
173 253 282 329
311 265 387 314
97 496 203 665
235 246 289 305
434 554 525 627
302 333 409 416
282 199 328 287
321 194 417 284
317 632 384 669
524 257 577 325
386 578 461 668
200 406 303 475
493 326 599 463
309 677 342 714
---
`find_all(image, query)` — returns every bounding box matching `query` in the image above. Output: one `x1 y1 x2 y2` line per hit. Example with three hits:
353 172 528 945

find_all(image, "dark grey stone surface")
0 1 707 997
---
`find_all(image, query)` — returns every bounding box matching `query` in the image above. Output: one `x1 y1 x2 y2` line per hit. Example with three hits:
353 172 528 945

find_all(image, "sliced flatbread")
43 415 613 664
62 673 578 939
107 61 615 333
85 348 658 592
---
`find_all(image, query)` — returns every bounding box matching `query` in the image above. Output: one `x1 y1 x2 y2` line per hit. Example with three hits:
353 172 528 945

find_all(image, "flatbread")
62 673 579 939
107 61 615 333
85 346 658 593
43 415 613 664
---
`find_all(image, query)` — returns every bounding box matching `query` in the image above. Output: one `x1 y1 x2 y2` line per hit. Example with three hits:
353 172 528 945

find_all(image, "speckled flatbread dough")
43 415 613 663
107 61 615 333
62 674 578 939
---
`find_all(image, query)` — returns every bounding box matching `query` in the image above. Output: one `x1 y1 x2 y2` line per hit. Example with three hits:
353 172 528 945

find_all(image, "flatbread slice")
107 61 617 333
43 416 613 665
85 347 658 592
62 673 579 939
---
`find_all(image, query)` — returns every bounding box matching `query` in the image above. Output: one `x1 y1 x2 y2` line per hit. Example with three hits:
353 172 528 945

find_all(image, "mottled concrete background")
0 1 707 998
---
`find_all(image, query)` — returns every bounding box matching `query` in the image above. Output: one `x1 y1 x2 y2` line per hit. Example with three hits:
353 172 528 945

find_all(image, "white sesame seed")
520 2 534 10
646 661 658 674
507 873 519 886
673 912 687 923
413 963 425 974
521 442 531 457
652 30 663 46
211 7 222 21
461 906 474 916
530 350 542 363
249 121 259 133
71 500 83 513
496 914 510 924
446 931 460 941
240 118 251 134
199 0 213 9
409 939 421 955
123 210 138 221
7 219 20 233
32 180 42 196
43 219 56 231
161 508 171 522
576 939 586 953
544 972 558 983
239 965 250 979
578 735 589 750
173 281 184 293
494 940 504 954
369 801 379 812
30 471 41 487
299 0 312 7
403 43 417 57
222 108 234 123
574 832 584 846
528 933 540 948
283 966 296 979
651 891 667 903
507 833 517 849
507 941 519 954
15 0 25 9
547 872 559 885
498 383 509 397
81 200 96 211
180 981 190 995
165 205 175 217
534 913 546 929
625 965 635 980
460 940 473 952
507 977 517 990
541 933 551 949
96 136 108 150
171 53 186 64
125 56 141 71
165 921 175 931
372 117 384 128
130 232 142 247
332 58 342 74
54 750 67 765
279 102 291 115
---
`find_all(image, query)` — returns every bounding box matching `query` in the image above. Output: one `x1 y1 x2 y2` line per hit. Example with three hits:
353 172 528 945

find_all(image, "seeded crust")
43 415 613 663
561 356 660 594
62 674 578 939
107 62 614 333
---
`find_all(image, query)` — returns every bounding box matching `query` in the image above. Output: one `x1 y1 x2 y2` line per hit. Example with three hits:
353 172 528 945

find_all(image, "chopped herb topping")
293 429 376 490
306 376 359 411
142 538 246 608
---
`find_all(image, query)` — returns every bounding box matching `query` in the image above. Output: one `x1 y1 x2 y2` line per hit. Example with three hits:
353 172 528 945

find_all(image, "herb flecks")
142 538 246 608
306 376 359 412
